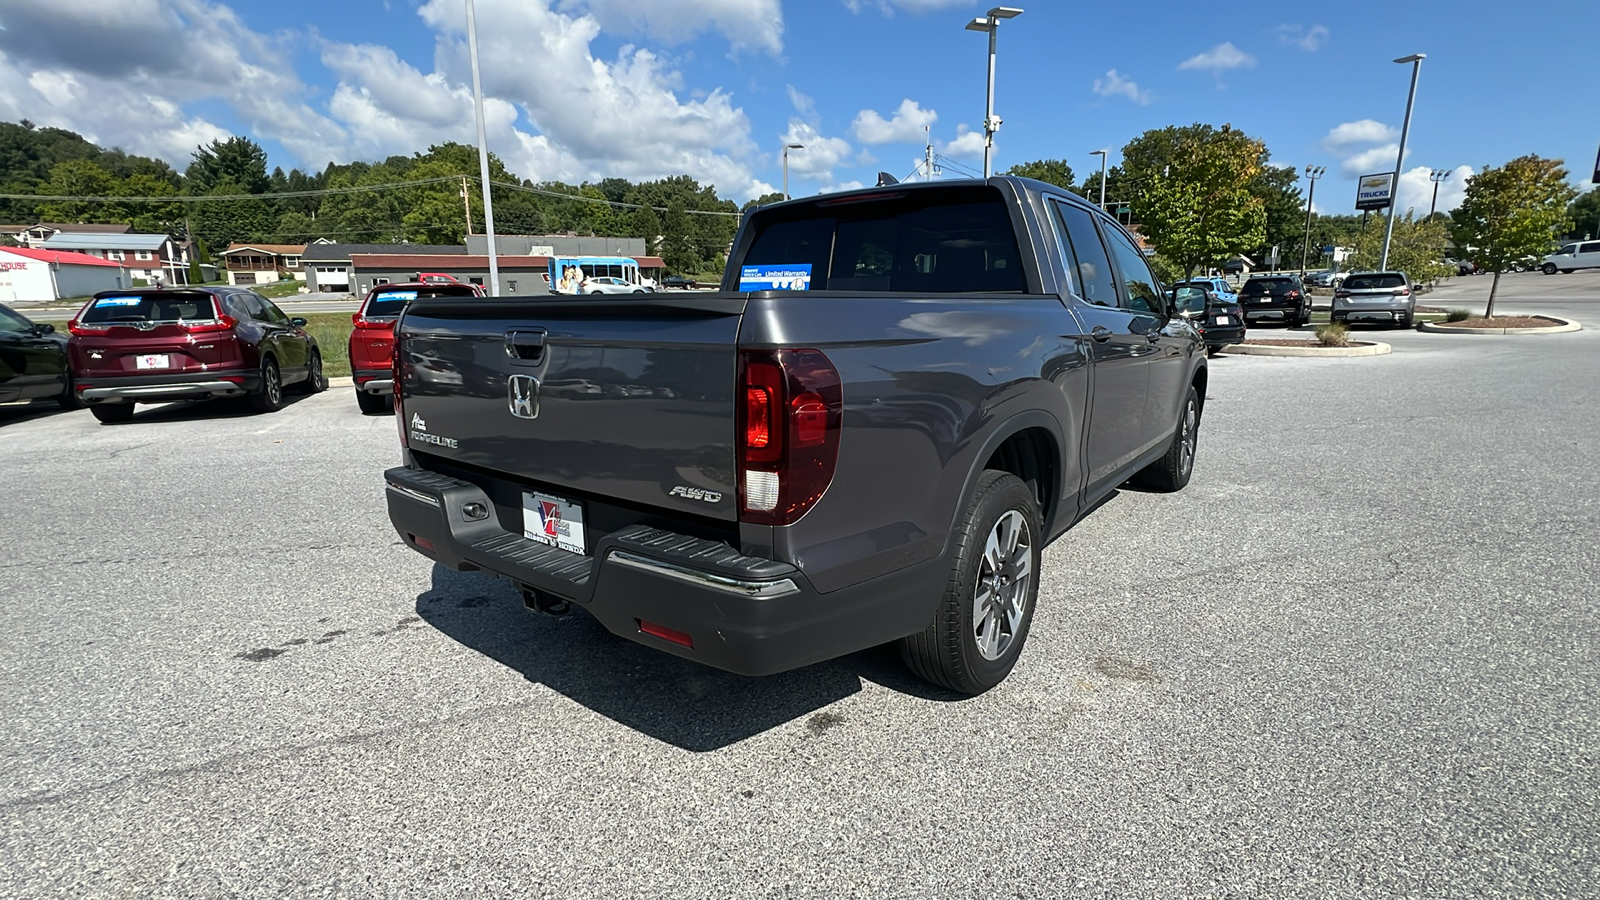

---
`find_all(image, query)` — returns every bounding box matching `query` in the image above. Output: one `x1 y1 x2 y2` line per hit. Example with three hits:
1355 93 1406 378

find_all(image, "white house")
39 232 190 285
0 246 128 303
220 243 306 285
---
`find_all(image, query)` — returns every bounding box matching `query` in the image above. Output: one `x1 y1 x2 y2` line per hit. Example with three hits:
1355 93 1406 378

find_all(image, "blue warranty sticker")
95 296 142 307
382 290 418 301
739 264 812 291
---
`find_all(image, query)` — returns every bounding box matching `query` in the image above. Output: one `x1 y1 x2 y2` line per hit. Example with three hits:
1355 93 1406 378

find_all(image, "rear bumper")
353 369 394 394
1241 303 1300 320
78 370 259 403
384 466 942 677
1197 324 1245 347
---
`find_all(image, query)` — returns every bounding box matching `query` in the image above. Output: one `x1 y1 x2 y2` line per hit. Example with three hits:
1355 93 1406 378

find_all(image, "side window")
1053 201 1117 307
1581 242 1600 254
240 293 271 322
1102 226 1163 314
223 295 250 321
253 294 289 324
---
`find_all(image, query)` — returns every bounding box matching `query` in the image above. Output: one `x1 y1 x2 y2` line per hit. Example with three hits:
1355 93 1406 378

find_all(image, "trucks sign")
1356 172 1395 211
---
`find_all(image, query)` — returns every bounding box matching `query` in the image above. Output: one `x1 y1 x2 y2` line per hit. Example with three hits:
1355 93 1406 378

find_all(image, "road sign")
1356 172 1395 211
1323 245 1335 253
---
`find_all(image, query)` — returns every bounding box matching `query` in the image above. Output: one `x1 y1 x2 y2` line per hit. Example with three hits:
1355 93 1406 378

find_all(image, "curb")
1418 315 1580 335
328 376 355 388
1221 341 1391 358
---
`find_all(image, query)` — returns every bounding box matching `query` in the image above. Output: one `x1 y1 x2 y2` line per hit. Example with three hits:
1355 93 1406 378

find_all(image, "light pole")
465 0 499 295
1299 165 1325 277
964 7 1023 178
782 143 803 200
1090 149 1107 208
1380 53 1425 272
1428 168 1451 217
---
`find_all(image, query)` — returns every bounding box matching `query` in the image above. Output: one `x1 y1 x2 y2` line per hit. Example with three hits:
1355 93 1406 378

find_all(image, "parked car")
1173 276 1238 304
349 281 483 414
416 272 461 285
67 287 326 424
1171 283 1245 355
383 177 1207 694
660 274 698 290
1238 275 1311 327
1541 240 1600 274
581 276 651 295
1331 271 1414 327
0 302 76 408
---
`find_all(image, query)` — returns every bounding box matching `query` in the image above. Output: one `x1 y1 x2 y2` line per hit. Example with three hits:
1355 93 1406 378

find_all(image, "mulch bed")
1242 339 1330 347
1438 316 1559 329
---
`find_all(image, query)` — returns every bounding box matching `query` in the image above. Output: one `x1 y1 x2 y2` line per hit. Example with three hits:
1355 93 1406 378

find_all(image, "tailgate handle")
505 328 547 364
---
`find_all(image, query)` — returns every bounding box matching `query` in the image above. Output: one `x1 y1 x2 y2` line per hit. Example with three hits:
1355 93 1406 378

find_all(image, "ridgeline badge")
408 411 459 449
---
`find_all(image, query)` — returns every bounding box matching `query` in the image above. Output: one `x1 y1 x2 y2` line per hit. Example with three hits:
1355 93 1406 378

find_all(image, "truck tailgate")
397 295 748 522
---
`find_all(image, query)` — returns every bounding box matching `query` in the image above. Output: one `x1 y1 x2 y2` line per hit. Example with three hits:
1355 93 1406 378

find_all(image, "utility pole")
461 176 473 236
1300 165 1325 277
1381 53 1426 271
924 126 935 181
465 0 500 294
1090 149 1107 208
965 7 1023 178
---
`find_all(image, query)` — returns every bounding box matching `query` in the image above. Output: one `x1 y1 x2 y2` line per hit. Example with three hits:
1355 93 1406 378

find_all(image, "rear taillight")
1395 287 1411 296
180 315 236 334
1334 290 1350 299
67 319 106 336
737 349 842 526
1286 290 1300 298
352 313 390 329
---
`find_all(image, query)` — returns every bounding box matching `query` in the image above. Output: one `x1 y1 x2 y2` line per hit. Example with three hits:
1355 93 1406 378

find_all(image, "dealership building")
0 246 129 304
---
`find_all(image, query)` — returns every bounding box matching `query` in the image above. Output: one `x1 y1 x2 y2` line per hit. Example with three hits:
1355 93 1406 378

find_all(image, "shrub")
1446 308 1472 322
1315 322 1350 348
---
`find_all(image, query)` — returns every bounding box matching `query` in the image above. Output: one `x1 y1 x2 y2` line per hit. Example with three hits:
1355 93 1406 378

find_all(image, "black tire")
56 371 83 410
90 403 134 424
249 357 285 413
1542 263 1557 275
1134 384 1201 492
1206 346 1222 357
293 351 328 394
899 470 1041 695
1561 269 1573 274
355 390 390 414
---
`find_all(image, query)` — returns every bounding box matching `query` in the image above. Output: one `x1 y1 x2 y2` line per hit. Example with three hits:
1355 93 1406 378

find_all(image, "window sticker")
380 290 419 301
739 264 812 291
95 296 142 307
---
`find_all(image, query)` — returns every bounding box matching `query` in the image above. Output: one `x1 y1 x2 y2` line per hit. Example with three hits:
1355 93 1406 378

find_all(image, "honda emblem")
507 374 540 419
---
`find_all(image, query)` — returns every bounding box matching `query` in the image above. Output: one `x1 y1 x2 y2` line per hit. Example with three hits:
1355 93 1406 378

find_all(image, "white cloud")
778 119 853 183
939 125 986 161
852 99 938 144
787 85 816 118
555 0 784 54
843 0 968 13
1395 164 1474 215
1177 42 1256 73
1092 69 1151 106
1322 119 1400 152
1276 24 1329 51
818 180 865 194
1340 144 1402 178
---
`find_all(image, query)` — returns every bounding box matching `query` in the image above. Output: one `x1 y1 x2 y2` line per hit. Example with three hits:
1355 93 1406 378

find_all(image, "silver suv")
1332 271 1414 327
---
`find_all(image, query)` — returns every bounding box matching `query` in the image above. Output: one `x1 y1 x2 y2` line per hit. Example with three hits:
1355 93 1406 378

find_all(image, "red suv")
68 287 326 424
349 281 481 414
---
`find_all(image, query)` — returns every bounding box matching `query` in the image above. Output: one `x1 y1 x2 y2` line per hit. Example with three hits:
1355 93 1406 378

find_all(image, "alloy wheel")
1179 395 1198 478
972 510 1033 661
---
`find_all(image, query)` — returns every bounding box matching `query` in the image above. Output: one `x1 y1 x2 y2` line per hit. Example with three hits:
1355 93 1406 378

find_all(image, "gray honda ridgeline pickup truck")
385 178 1209 694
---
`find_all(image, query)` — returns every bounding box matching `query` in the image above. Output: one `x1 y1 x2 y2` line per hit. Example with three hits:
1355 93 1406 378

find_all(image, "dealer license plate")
522 491 587 555
1213 315 1231 325
135 354 170 370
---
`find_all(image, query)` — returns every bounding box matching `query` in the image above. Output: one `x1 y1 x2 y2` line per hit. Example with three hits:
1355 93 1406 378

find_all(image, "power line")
0 175 467 203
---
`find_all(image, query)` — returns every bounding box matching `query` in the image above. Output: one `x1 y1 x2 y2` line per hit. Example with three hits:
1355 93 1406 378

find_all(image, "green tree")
626 204 663 256
1348 213 1452 287
1565 188 1600 240
660 199 697 272
1250 164 1306 268
190 180 276 249
1450 155 1577 316
186 137 270 196
114 172 185 233
1003 159 1075 191
35 159 117 222
1123 124 1267 280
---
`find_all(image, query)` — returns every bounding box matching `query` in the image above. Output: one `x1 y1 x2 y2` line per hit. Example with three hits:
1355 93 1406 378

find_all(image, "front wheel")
294 351 327 394
899 470 1041 695
1542 263 1557 275
249 358 285 412
1134 384 1201 492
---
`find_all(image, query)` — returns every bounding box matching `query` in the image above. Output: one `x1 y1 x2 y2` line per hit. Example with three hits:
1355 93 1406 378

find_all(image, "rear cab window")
80 292 220 325
1242 278 1293 295
365 284 481 318
739 185 1026 293
1343 274 1406 290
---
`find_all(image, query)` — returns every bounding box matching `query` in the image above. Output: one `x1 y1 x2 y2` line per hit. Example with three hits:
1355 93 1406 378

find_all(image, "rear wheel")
250 358 285 413
355 390 390 414
294 351 328 394
899 470 1041 695
90 403 134 424
1134 384 1201 492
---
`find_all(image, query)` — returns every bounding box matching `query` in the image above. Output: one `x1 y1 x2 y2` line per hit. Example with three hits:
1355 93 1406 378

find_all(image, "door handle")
1146 330 1162 343
1090 326 1112 343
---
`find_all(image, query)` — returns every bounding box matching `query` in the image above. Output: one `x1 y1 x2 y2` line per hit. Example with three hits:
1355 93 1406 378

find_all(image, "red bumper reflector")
638 619 693 648
409 534 436 552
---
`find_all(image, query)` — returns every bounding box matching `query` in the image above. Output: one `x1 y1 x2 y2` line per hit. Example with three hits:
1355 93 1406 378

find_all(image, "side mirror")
1172 286 1207 318
35 323 55 335
290 317 308 327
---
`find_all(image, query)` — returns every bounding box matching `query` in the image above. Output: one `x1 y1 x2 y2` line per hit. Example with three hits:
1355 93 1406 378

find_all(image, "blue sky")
0 0 1594 214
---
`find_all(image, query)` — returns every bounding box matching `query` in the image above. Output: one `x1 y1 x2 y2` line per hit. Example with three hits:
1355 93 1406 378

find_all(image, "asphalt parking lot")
3 316 1597 896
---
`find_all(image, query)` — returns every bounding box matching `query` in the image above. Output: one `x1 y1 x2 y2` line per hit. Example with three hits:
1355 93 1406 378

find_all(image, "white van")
1542 240 1600 274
